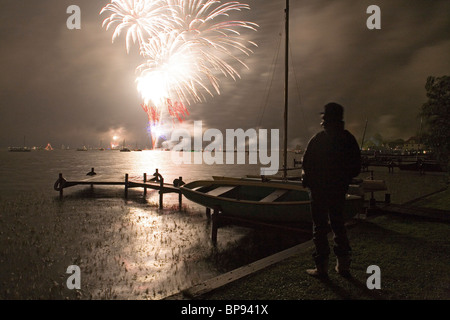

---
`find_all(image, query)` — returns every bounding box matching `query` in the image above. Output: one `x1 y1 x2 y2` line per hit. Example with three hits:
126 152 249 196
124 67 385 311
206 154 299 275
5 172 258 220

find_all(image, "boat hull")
398 161 444 172
180 180 363 223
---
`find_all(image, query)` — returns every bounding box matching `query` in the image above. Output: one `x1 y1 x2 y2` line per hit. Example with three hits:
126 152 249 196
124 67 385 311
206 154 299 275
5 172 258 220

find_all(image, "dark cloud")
1 0 449 149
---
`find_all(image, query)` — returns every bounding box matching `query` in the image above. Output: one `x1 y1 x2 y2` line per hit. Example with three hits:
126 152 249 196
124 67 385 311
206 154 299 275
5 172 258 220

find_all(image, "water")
0 149 295 198
0 149 306 299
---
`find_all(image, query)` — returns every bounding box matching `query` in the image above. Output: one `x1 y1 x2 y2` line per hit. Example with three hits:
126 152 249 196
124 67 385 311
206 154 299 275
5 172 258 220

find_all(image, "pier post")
206 208 211 219
178 176 183 210
369 170 376 208
59 173 64 199
125 174 129 199
143 173 147 196
153 169 164 209
385 193 391 204
159 176 164 209
211 209 219 246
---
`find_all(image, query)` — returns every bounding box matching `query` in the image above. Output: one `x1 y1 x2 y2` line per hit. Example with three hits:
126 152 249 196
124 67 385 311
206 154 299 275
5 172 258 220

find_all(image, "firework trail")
101 0 175 53
101 0 257 148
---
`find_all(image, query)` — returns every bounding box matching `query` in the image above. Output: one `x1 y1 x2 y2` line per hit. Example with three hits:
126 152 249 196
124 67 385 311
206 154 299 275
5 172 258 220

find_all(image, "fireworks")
101 0 257 148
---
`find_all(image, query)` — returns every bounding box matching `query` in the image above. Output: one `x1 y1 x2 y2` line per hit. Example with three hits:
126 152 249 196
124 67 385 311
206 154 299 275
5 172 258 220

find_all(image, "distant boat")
120 139 131 152
8 146 31 152
77 146 88 151
133 142 142 151
98 140 105 151
9 135 31 152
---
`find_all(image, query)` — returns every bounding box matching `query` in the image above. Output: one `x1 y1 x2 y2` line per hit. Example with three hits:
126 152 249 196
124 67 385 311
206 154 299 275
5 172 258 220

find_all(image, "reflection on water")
0 149 307 299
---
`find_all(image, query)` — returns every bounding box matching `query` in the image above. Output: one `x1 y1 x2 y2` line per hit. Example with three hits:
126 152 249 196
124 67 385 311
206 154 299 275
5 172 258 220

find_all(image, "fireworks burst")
101 0 258 148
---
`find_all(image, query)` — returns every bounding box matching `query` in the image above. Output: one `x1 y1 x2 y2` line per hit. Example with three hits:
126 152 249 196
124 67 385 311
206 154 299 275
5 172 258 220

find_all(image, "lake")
0 149 306 299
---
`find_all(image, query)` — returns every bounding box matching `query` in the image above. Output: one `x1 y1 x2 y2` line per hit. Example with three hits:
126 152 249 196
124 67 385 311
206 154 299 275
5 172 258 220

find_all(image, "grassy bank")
413 188 450 211
198 184 450 300
199 213 450 300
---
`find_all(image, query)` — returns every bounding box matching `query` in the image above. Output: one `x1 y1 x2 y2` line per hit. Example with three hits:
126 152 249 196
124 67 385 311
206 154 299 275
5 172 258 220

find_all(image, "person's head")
320 102 344 130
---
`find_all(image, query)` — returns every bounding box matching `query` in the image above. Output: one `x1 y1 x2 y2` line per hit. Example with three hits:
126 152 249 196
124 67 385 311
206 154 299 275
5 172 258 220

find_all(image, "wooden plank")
206 186 236 197
127 181 180 193
181 240 315 299
64 181 125 187
259 189 288 202
166 221 359 300
382 204 450 222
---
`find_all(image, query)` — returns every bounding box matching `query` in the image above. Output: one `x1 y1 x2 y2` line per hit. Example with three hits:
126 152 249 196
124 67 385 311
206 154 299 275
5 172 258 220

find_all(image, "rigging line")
289 38 310 139
255 17 285 129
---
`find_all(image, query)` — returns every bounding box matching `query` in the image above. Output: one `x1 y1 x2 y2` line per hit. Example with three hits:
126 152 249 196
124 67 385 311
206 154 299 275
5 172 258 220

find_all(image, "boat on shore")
180 179 363 223
398 160 444 172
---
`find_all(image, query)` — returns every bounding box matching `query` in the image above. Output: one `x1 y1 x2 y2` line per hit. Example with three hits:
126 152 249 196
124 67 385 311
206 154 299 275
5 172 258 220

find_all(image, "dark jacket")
302 125 361 193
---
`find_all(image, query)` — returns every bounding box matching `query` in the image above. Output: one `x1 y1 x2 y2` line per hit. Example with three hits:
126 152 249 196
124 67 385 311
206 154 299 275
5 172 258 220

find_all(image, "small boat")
120 139 131 152
398 161 444 172
180 179 363 223
9 136 31 152
8 146 31 152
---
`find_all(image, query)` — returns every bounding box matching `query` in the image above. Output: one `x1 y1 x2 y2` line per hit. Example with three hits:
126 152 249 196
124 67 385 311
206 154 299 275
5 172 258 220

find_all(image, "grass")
413 188 450 211
199 213 450 300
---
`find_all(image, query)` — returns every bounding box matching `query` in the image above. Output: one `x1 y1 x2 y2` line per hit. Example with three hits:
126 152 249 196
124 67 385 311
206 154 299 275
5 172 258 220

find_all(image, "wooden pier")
54 168 184 209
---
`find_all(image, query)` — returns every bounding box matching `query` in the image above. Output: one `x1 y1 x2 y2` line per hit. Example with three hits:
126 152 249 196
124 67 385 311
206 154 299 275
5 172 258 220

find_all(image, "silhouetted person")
302 103 361 278
388 159 395 173
417 158 424 175
361 156 369 172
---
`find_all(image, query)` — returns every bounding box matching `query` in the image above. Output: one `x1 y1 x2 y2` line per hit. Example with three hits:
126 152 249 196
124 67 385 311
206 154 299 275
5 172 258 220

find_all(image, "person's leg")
306 192 331 277
329 192 352 276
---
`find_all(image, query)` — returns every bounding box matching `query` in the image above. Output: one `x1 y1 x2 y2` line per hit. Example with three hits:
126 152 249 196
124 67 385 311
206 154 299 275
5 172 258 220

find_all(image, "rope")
289 39 310 138
255 17 285 129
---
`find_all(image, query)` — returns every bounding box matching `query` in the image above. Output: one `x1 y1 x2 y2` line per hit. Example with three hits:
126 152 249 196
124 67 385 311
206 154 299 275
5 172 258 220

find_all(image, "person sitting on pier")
302 103 361 278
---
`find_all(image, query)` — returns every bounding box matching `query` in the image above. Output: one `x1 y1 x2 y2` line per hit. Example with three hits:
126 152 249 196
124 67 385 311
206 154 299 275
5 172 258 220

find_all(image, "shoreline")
0 166 448 300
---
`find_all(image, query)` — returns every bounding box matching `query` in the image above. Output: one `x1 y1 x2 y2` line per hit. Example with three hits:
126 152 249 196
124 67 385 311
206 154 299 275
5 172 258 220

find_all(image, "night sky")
1 0 449 149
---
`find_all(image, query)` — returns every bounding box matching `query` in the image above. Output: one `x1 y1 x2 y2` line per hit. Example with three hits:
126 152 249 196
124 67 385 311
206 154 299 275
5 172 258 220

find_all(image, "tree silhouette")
420 75 450 169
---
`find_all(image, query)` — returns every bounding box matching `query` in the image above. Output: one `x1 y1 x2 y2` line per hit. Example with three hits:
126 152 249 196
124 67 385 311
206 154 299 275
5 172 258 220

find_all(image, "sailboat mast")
360 118 368 151
283 0 289 179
